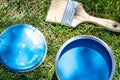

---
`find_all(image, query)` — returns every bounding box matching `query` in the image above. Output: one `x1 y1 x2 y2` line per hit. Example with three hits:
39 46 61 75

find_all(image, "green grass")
0 0 120 80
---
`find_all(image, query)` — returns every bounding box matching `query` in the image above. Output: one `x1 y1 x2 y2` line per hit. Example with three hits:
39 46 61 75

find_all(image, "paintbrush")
46 0 120 32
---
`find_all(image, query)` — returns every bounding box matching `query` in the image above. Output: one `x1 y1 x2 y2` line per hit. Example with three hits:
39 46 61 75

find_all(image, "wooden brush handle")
72 3 120 32
87 16 120 32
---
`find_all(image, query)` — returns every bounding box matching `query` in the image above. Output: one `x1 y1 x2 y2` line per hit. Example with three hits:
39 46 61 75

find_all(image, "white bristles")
46 0 68 23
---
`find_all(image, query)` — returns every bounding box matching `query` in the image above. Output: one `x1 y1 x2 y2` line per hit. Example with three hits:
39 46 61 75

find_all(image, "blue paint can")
0 24 47 72
55 35 115 80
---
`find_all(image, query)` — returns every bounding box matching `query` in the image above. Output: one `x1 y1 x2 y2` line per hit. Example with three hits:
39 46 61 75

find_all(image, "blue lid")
0 24 47 72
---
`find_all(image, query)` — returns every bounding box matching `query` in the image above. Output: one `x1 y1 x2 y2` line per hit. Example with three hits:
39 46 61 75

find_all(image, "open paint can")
0 24 47 72
55 35 115 80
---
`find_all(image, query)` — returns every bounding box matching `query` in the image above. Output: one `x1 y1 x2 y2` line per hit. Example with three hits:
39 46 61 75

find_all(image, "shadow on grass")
12 73 29 80
51 71 58 80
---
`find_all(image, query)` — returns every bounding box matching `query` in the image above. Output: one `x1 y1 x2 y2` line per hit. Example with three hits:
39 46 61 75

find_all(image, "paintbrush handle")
87 16 120 32
72 3 120 32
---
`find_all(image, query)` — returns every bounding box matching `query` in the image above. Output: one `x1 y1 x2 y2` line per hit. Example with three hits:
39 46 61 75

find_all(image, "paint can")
55 35 115 80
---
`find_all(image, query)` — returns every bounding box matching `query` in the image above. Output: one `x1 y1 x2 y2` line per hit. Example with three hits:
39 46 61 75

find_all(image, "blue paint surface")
56 36 115 80
58 47 109 80
0 24 47 72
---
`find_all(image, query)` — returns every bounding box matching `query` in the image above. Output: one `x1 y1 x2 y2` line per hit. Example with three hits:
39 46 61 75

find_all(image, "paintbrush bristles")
46 0 68 23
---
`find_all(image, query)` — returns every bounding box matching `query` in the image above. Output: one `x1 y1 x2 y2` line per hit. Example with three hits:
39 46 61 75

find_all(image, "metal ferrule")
61 0 78 26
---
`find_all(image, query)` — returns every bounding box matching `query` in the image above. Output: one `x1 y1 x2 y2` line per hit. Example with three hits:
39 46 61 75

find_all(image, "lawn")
0 0 120 80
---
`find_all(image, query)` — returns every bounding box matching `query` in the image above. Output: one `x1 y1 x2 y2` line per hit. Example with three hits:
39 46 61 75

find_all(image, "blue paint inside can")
56 36 115 80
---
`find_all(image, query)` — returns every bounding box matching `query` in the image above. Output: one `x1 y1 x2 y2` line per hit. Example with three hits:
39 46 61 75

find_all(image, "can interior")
57 38 113 80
